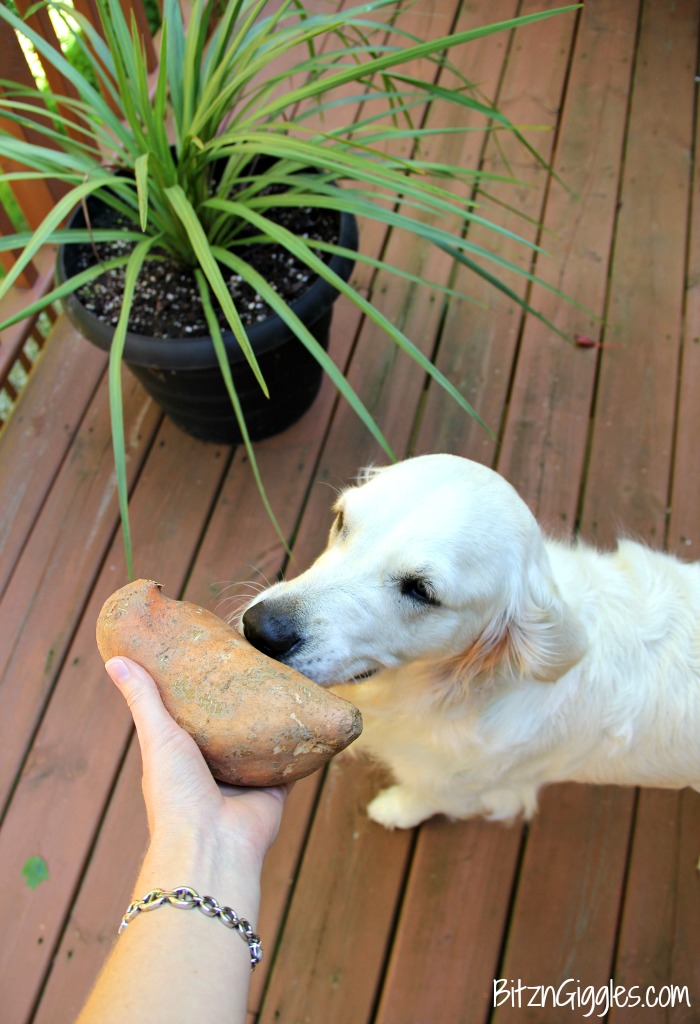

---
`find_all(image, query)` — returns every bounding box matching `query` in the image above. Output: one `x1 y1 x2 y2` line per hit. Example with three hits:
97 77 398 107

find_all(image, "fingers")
105 656 291 856
106 655 217 831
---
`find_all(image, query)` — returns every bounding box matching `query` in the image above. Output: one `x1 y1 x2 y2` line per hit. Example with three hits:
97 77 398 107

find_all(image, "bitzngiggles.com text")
493 978 691 1018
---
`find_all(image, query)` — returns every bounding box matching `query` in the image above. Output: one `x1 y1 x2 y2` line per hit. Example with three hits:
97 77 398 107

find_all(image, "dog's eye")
400 576 439 606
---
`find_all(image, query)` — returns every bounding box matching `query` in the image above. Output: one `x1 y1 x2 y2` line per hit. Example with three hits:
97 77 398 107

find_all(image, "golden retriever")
240 454 700 828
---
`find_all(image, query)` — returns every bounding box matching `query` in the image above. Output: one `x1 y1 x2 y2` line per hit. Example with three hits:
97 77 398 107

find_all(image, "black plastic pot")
57 197 357 444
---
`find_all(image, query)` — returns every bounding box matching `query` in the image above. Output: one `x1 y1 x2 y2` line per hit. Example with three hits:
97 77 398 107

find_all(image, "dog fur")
240 454 700 828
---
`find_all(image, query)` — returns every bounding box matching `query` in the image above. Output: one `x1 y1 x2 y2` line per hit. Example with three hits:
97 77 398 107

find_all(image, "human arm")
77 656 288 1024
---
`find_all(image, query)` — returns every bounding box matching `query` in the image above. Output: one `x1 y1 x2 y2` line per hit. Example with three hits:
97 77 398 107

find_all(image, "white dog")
241 454 700 828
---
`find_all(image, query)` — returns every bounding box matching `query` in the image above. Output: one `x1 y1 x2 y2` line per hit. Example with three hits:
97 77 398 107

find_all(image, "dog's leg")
368 780 541 828
478 785 539 821
367 784 445 829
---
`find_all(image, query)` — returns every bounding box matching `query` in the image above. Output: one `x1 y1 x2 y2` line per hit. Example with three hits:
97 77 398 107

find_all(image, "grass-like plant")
0 0 576 576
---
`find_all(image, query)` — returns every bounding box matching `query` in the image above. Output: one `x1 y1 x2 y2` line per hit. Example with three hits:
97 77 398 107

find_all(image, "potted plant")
0 0 575 575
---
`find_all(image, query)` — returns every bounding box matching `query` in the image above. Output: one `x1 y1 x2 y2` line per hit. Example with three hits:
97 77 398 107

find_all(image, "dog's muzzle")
242 599 303 660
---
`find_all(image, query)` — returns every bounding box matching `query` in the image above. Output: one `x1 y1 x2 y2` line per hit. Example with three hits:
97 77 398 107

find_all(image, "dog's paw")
367 785 435 830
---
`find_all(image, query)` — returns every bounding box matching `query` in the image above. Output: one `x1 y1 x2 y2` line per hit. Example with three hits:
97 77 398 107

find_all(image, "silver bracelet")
118 885 263 970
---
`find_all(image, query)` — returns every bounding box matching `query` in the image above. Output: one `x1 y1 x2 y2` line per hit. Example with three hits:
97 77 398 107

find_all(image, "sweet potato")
96 579 362 785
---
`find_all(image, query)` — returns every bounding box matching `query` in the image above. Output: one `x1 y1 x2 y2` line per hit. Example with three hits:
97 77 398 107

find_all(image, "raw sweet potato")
96 579 362 785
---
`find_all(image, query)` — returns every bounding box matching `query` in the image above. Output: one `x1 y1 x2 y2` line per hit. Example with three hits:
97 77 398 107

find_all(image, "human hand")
106 656 289 868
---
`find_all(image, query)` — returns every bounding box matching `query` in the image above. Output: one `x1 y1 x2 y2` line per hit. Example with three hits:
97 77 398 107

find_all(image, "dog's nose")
242 600 302 659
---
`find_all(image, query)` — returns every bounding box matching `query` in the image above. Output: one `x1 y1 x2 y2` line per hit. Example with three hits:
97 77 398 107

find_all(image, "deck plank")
667 4 700 561
476 8 642 1008
609 789 700 1024
609 16 700 1014
258 757 413 1024
499 0 640 530
375 817 522 1024
491 2 700 1020
31 735 149 1024
414 0 580 463
0 420 229 1024
493 787 635 1024
0 370 160 814
580 0 698 550
0 318 106 596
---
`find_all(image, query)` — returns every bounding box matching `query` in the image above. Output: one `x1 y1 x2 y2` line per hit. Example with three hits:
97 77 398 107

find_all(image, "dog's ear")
454 557 586 684
508 558 587 682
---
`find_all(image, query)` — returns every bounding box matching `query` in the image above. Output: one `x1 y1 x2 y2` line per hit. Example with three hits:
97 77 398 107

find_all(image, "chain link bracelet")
118 885 263 970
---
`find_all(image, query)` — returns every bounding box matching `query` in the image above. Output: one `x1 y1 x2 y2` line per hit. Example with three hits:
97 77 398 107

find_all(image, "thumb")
105 656 215 836
106 656 180 750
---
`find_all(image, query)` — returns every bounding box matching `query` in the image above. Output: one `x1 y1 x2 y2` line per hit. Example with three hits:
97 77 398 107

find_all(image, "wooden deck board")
609 788 700 1024
493 786 635 1024
499 0 640 530
415 0 580 463
258 759 414 1024
0 370 161 814
0 418 229 1024
31 734 149 1024
0 318 107 597
374 816 523 1024
581 0 697 549
1 2 699 1021
605 9 700 1019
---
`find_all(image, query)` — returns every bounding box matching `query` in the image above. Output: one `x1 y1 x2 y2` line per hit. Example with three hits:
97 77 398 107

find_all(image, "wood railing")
0 0 157 426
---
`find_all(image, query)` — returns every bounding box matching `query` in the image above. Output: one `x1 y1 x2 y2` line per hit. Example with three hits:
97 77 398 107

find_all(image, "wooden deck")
2 0 700 1020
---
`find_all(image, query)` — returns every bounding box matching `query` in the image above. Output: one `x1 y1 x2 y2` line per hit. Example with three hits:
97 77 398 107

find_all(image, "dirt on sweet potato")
96 579 362 786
